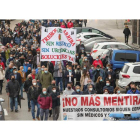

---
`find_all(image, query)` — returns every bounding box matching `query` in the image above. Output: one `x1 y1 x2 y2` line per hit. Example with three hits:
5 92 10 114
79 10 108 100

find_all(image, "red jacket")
0 62 5 70
31 74 35 79
67 22 73 28
37 94 52 109
93 59 103 68
60 25 66 28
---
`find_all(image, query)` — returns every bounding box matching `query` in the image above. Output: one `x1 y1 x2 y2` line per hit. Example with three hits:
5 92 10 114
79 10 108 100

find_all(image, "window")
75 29 82 34
82 28 92 32
117 45 130 50
125 53 136 62
121 65 130 73
133 66 140 74
115 53 125 61
92 29 100 34
139 54 140 61
102 45 117 49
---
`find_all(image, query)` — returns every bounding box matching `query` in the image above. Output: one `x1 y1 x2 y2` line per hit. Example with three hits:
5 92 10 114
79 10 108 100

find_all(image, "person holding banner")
63 83 74 95
83 84 97 95
103 79 114 94
114 87 121 94
72 85 83 95
127 83 140 94
95 76 105 94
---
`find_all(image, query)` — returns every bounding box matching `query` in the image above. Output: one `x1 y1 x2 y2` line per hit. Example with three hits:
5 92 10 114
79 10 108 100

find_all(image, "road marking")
4 109 8 116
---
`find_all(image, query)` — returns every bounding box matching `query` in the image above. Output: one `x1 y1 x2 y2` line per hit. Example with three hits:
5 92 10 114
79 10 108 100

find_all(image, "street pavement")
1 19 132 120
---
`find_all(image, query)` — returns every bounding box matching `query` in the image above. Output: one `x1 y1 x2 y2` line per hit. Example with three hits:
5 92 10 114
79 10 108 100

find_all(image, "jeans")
125 35 129 43
10 97 18 110
55 77 63 91
20 83 24 98
26 93 31 109
52 106 60 120
40 108 49 120
31 100 40 119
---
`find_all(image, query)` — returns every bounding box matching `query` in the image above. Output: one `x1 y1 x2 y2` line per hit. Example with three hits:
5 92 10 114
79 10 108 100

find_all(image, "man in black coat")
50 86 60 121
123 26 131 44
83 84 97 95
6 75 20 112
5 63 13 81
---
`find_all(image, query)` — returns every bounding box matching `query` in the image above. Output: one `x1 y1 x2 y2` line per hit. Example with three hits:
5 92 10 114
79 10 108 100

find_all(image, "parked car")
0 98 5 120
118 62 140 88
72 27 115 39
91 42 132 60
110 49 140 78
76 32 104 46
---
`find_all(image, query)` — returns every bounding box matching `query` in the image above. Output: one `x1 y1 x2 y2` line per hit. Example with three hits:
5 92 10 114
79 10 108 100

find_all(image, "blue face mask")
106 83 110 86
69 70 71 72
10 57 13 59
45 71 48 73
43 91 46 94
85 59 87 61
96 59 98 61
41 68 44 71
15 71 17 73
117 91 120 94
83 67 86 70
97 69 100 70
100 79 102 81
107 67 109 69
76 89 80 92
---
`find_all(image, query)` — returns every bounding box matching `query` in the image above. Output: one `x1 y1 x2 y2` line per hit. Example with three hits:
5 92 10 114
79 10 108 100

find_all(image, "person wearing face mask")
80 71 90 91
30 45 37 57
95 76 105 94
106 74 116 88
92 65 105 83
35 64 41 74
82 57 91 71
103 80 114 94
89 65 94 80
26 51 33 65
40 68 53 89
5 63 13 81
103 89 109 94
63 83 74 95
75 53 80 65
28 79 42 120
37 88 52 121
114 87 121 95
64 66 75 88
0 57 5 70
6 75 20 112
25 67 32 78
13 57 21 70
24 75 32 111
78 43 86 57
72 85 83 95
53 61 64 93
0 64 5 94
50 86 60 120
18 66 26 100
33 49 40 69
10 68 22 87
6 54 14 66
83 84 97 95
5 46 10 61
93 56 103 68
127 84 140 94
84 79 95 92
86 53 93 65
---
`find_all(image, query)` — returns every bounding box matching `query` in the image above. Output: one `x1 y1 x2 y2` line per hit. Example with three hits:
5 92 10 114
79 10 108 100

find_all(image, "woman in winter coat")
80 71 90 91
95 76 105 94
81 56 91 71
0 65 5 94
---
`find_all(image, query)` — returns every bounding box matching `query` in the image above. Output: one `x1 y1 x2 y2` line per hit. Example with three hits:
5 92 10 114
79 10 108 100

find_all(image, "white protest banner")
60 94 140 121
40 27 76 62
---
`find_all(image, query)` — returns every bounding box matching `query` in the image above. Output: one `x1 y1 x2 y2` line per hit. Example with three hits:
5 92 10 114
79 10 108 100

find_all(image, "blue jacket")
92 69 105 82
89 69 94 80
127 89 140 94
36 68 39 74
23 64 32 73
103 85 114 94
15 37 21 45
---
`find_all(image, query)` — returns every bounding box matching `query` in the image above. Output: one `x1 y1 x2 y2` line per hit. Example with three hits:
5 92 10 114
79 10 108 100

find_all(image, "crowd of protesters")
0 19 139 121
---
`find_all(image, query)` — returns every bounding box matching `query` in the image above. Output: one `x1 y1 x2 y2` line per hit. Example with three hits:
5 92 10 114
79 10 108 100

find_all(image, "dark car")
0 98 5 120
72 27 115 39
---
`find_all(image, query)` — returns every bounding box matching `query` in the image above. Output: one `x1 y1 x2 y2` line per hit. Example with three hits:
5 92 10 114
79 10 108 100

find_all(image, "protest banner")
40 26 76 62
60 94 140 120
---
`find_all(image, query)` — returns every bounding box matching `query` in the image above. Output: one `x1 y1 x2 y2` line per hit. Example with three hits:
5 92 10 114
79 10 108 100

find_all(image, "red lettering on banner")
41 28 57 43
72 97 78 106
112 97 117 106
133 96 138 105
89 97 95 106
63 30 75 46
118 96 124 105
81 97 88 106
65 98 71 106
95 96 100 106
124 96 129 105
130 96 132 105
104 97 111 106
138 98 140 104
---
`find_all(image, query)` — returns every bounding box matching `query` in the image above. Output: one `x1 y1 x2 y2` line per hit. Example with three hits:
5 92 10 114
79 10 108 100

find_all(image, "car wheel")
115 69 121 79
